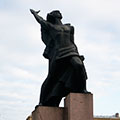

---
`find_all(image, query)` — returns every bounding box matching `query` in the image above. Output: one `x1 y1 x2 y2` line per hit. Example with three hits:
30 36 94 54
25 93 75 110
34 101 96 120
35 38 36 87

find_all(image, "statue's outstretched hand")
30 9 35 14
30 9 40 14
36 10 40 14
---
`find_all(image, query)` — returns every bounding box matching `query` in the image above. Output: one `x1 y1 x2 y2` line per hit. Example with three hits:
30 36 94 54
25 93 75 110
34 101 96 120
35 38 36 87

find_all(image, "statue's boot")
81 80 91 94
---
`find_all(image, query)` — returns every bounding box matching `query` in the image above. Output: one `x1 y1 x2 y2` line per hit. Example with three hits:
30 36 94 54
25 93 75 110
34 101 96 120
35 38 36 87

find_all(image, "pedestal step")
32 106 64 120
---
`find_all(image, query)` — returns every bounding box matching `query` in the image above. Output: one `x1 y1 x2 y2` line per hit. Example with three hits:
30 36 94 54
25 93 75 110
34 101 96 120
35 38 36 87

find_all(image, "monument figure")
30 9 89 107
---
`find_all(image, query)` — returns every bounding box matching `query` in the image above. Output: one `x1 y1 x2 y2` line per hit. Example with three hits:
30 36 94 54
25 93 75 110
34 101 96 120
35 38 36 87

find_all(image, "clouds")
0 65 42 120
0 10 46 118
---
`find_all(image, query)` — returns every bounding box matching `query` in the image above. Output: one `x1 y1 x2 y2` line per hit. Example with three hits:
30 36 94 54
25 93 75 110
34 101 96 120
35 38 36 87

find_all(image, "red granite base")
64 93 93 120
32 106 64 120
32 93 93 120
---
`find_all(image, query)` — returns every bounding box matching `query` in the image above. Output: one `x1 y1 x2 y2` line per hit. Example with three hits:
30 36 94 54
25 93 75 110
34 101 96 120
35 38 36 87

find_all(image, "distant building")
94 117 120 120
95 113 120 120
115 113 119 118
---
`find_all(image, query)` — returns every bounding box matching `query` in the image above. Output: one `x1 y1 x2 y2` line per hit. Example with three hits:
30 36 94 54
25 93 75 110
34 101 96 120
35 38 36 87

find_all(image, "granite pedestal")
64 93 93 120
32 106 64 120
32 93 93 120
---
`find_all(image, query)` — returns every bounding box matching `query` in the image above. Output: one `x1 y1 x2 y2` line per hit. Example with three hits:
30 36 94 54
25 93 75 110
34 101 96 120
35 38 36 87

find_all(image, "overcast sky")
0 0 120 120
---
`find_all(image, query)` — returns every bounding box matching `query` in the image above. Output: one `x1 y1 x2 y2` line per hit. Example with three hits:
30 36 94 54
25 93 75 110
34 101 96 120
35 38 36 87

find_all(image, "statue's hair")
47 10 62 20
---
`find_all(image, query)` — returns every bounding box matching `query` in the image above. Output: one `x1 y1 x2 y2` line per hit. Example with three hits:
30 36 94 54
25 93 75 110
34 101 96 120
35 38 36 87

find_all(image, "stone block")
32 106 64 120
64 93 93 120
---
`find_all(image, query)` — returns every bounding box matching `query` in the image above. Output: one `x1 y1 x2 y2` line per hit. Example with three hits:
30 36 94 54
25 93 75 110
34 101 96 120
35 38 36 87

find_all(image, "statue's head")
47 10 62 24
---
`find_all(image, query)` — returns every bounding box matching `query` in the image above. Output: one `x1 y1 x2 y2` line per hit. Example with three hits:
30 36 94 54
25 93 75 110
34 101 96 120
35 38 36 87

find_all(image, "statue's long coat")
39 23 87 104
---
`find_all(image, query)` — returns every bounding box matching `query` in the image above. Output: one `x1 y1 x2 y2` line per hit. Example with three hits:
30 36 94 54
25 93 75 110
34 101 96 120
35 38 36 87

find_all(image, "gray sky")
0 0 120 120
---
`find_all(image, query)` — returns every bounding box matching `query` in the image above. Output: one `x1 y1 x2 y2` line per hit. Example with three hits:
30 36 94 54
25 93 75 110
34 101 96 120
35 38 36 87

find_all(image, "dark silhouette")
30 9 89 107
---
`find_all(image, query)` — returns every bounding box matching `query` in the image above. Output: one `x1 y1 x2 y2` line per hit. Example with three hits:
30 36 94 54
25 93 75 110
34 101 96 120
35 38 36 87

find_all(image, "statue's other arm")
70 26 75 43
70 26 85 61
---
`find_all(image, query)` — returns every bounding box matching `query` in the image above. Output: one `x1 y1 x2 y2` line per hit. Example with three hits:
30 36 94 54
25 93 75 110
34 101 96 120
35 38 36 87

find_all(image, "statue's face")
47 10 62 24
47 13 56 24
50 11 62 19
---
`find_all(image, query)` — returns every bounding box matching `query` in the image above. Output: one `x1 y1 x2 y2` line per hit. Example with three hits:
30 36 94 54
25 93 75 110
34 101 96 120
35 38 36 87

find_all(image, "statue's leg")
40 81 64 107
39 59 62 106
39 60 55 105
44 96 62 107
39 78 48 105
70 56 88 93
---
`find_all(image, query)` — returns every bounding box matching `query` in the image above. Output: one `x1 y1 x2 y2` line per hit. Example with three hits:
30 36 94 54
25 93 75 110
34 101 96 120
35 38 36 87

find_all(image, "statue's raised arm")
30 9 43 23
30 9 49 29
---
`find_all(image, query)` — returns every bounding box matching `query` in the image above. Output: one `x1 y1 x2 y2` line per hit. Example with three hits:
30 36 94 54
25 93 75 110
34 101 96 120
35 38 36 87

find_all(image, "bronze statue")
30 9 89 107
